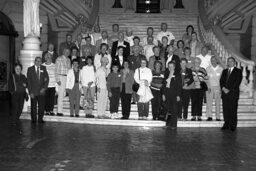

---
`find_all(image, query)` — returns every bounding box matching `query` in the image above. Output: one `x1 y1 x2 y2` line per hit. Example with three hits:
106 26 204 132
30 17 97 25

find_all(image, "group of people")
9 23 242 130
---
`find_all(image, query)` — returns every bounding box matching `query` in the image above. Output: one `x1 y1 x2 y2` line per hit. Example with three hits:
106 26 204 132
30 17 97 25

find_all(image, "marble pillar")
20 0 42 112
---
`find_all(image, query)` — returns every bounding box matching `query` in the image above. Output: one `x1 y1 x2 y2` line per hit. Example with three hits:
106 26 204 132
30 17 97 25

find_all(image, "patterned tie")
37 67 40 80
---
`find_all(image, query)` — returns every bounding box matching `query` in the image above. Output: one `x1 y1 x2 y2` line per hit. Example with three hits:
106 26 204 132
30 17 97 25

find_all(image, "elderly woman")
134 58 153 120
42 52 56 116
95 56 110 118
191 57 208 121
120 61 134 119
8 63 27 125
162 61 182 129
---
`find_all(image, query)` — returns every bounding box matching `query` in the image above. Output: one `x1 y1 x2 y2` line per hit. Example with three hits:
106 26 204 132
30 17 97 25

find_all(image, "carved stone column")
20 0 42 112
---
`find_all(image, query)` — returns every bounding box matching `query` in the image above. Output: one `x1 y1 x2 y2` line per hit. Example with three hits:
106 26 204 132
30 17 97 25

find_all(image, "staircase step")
20 113 256 127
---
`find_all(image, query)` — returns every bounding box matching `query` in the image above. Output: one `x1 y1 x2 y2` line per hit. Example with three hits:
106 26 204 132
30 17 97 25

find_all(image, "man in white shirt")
143 36 155 61
156 23 175 45
206 56 223 121
142 27 158 46
125 28 134 47
196 46 212 70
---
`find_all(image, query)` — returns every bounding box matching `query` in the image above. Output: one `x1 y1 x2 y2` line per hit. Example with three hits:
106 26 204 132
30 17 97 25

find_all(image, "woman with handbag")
190 57 208 121
8 63 27 125
134 59 153 120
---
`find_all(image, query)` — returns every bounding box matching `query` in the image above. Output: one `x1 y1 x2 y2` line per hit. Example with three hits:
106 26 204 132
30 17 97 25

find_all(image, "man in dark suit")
27 57 49 123
95 30 112 53
220 57 242 131
111 32 130 59
59 33 76 55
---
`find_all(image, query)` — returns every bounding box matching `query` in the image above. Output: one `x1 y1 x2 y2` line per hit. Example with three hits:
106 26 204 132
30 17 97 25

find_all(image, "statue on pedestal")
23 0 40 37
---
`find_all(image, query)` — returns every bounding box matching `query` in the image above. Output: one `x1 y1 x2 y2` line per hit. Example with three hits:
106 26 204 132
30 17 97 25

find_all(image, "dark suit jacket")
112 55 127 69
59 42 76 55
181 68 194 88
220 67 242 99
163 70 182 98
111 41 130 59
27 65 49 96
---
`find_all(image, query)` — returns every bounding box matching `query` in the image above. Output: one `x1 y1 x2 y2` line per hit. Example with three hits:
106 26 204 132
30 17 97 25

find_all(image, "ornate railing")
198 0 255 98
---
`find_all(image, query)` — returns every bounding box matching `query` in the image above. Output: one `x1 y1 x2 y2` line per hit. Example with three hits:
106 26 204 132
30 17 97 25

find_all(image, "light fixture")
145 0 151 4
146 9 150 13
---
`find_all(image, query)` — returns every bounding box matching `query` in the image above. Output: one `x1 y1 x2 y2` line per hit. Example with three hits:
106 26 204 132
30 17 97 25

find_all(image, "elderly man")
196 46 212 70
95 30 112 53
156 23 175 45
81 36 96 56
142 27 158 46
27 57 49 123
220 57 242 131
111 32 130 59
59 33 76 55
143 36 155 61
125 28 134 47
55 48 71 116
206 56 223 121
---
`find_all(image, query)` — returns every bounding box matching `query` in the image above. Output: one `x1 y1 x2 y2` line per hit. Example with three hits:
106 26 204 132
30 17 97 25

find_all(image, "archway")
0 11 18 98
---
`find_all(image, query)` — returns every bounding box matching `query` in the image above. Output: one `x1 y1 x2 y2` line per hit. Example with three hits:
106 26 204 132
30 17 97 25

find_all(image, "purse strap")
12 74 17 91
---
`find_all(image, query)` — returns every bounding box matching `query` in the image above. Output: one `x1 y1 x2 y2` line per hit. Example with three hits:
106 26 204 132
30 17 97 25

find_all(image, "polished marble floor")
1 100 256 171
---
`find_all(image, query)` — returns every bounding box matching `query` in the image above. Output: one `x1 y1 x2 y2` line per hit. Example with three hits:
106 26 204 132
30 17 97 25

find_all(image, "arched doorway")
0 11 18 99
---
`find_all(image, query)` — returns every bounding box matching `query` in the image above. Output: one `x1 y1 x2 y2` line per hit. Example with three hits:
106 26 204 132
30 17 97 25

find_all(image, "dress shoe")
75 115 79 117
57 113 64 116
38 120 45 124
197 117 202 121
206 117 212 121
70 115 74 117
221 126 228 130
191 117 196 121
121 117 128 120
230 128 236 132
216 119 221 121
85 114 95 118
50 112 55 116
45 112 50 115
31 120 37 124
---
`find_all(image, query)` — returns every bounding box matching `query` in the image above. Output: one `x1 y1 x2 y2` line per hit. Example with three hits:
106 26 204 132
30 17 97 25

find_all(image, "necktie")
226 68 231 82
37 67 40 80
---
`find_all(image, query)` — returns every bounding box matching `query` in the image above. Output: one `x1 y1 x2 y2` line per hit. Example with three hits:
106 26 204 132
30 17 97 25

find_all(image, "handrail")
198 0 255 97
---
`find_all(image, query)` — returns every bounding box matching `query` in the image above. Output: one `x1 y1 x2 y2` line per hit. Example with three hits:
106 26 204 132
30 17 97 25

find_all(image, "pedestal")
19 36 42 112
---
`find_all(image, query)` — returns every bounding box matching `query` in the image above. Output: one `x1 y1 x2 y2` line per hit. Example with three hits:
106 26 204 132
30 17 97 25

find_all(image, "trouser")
222 93 238 129
109 87 120 113
178 89 191 119
45 87 55 112
83 86 95 115
31 94 45 122
121 84 132 118
132 91 137 102
165 90 178 127
206 86 221 119
68 83 81 116
151 88 162 119
97 88 108 116
137 102 149 117
11 91 25 123
57 76 67 113
191 89 205 116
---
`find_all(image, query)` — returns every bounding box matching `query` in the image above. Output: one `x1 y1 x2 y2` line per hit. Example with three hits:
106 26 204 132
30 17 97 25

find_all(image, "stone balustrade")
198 18 255 98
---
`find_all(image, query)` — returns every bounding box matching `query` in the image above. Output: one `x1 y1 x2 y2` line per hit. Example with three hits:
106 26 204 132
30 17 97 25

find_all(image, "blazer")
27 65 49 96
95 39 112 53
120 69 134 94
163 70 182 98
111 41 130 59
220 67 242 98
66 69 82 90
112 55 127 69
8 74 27 94
181 68 194 88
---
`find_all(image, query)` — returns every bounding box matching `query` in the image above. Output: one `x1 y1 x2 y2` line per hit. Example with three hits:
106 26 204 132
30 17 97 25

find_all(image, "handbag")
132 69 140 92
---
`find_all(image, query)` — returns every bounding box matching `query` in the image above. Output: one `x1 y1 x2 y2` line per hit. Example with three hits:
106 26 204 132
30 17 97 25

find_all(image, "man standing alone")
27 57 49 123
220 57 242 131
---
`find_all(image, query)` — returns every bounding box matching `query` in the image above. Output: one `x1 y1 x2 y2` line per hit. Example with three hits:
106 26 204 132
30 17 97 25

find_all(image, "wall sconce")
40 23 43 33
